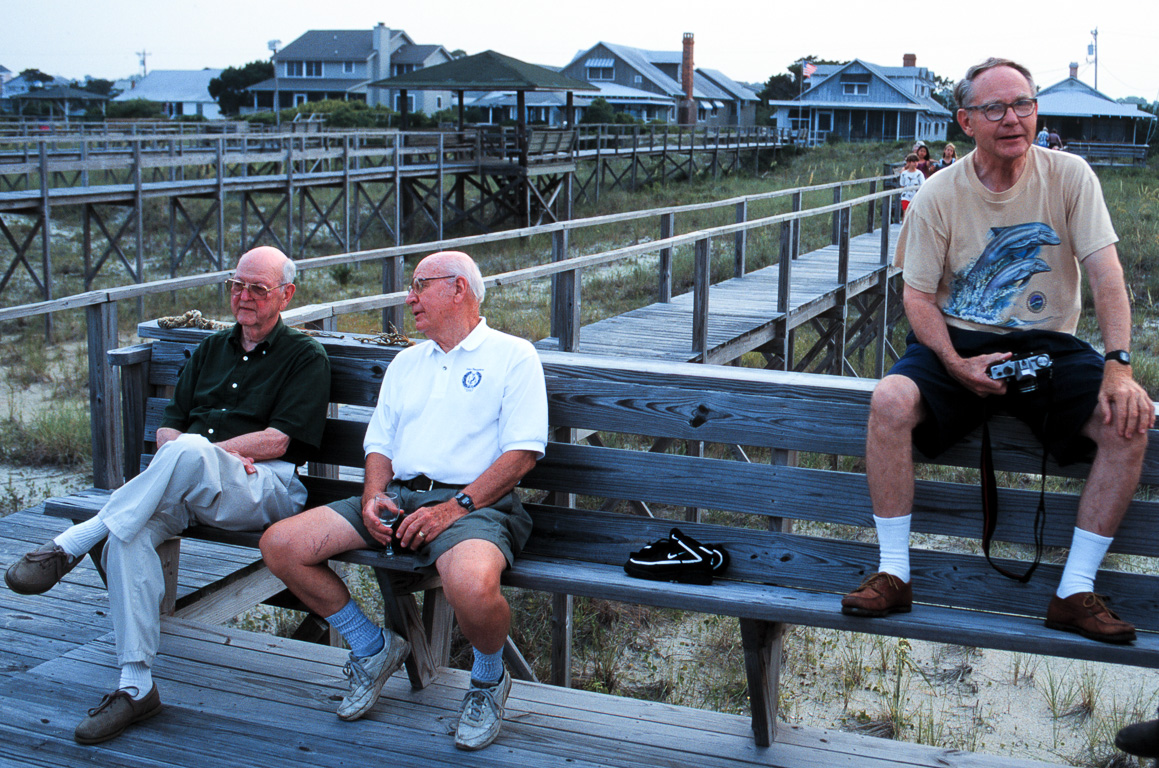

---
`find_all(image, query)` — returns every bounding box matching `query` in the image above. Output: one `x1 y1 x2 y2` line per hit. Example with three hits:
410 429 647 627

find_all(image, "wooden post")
790 190 802 259
39 141 53 341
551 228 579 352
658 212 674 302
831 185 842 245
550 592 573 687
342 136 351 250
867 179 877 234
284 136 294 255
215 138 225 271
835 207 851 375
692 237 710 361
740 618 787 747
133 140 144 320
734 200 747 277
880 194 892 264
87 301 123 490
436 133 445 241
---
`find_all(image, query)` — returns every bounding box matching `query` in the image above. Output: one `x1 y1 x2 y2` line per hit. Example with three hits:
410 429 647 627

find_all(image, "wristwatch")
454 491 476 513
1105 350 1131 366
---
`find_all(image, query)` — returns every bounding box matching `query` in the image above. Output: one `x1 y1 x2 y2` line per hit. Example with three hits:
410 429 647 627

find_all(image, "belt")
397 475 458 492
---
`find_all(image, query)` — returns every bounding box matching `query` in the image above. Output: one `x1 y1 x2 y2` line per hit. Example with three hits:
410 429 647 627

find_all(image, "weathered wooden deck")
0 508 1069 768
535 224 902 366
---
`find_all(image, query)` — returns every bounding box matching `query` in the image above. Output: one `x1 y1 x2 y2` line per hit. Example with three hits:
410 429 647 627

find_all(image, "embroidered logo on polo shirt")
462 369 483 390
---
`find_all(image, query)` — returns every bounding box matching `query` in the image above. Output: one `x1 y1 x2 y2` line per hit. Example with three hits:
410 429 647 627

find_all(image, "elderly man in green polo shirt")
5 246 330 745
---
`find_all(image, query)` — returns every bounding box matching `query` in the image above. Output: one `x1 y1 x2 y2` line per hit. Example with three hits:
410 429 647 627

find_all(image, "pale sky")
4 0 1157 102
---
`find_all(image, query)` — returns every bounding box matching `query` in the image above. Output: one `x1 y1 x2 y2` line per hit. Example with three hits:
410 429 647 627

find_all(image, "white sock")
1056 527 1113 599
874 514 912 582
54 516 110 559
118 662 153 699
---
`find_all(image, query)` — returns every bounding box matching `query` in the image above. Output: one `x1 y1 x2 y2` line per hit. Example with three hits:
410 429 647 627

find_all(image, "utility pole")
137 49 150 77
268 39 281 129
1088 28 1098 91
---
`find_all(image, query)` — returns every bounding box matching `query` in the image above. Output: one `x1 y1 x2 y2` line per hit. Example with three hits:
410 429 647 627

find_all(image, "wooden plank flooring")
535 225 901 363
0 507 1072 767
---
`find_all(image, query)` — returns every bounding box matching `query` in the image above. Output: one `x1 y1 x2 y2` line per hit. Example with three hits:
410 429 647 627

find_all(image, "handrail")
0 175 897 323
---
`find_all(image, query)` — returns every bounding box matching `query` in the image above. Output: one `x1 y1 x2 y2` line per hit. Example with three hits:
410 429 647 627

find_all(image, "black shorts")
887 327 1102 464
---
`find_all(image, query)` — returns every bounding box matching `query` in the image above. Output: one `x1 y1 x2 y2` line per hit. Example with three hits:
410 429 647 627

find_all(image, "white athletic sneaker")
454 667 511 750
336 629 410 721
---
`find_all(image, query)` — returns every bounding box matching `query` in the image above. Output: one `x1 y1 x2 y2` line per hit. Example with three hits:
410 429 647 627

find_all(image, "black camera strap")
979 390 1050 583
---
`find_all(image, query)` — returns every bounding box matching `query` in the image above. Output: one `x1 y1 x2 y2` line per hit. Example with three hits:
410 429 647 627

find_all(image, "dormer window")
841 73 870 96
585 58 615 81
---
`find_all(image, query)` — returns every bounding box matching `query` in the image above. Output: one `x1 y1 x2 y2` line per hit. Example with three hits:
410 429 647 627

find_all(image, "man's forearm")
215 428 291 462
460 450 539 509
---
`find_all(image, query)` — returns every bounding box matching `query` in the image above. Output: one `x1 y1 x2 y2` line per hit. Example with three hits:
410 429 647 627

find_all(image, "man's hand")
361 493 400 547
394 500 464 550
224 449 257 474
1098 364 1155 438
944 352 1011 398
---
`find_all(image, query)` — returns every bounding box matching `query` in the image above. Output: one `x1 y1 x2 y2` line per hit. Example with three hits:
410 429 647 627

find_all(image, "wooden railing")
0 174 905 489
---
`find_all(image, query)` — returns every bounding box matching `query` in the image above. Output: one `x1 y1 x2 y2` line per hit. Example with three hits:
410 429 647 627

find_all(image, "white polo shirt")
363 318 548 485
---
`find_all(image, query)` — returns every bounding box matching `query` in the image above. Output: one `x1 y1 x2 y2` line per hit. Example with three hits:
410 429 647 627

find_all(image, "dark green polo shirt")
160 319 330 465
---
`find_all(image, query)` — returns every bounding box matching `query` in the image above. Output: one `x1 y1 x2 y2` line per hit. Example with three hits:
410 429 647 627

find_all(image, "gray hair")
282 258 296 285
953 57 1037 108
433 251 485 302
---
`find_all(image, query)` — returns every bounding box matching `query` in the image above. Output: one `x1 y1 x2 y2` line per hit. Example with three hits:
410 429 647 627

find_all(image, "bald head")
237 246 295 286
420 250 485 303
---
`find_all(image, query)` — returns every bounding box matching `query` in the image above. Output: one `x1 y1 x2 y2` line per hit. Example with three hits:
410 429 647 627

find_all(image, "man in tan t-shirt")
841 57 1153 643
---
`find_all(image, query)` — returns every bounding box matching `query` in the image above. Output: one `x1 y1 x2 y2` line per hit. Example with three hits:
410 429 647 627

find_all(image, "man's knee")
438 542 505 607
870 375 923 433
258 517 305 575
1088 416 1149 463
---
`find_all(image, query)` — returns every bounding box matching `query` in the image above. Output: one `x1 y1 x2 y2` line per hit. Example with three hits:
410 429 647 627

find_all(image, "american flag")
802 61 817 78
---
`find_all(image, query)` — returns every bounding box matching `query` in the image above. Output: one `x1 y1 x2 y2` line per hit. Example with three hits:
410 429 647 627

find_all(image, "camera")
988 353 1052 394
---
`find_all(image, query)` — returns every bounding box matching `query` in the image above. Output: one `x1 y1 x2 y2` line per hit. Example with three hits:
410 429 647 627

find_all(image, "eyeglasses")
962 98 1037 122
408 275 458 295
225 278 289 300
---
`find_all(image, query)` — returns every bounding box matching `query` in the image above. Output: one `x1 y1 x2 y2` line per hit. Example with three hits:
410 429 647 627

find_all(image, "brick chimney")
1069 62 1079 78
679 32 697 125
903 53 917 68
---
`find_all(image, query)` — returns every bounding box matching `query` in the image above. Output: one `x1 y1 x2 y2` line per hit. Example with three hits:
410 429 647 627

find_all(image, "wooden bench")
46 323 1159 749
1066 142 1149 167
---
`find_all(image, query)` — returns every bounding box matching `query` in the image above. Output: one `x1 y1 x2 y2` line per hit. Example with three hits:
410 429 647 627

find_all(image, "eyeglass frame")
225 277 291 300
408 274 460 295
961 97 1037 122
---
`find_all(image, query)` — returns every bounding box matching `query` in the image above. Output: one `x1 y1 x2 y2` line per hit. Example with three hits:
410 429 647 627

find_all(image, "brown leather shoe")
841 572 912 617
1045 592 1136 644
74 685 162 745
5 542 80 595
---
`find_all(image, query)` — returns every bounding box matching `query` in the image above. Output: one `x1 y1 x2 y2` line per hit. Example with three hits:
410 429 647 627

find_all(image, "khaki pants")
97 433 306 665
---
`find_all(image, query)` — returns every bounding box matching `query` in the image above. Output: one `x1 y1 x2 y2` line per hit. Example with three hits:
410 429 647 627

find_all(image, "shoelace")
343 657 372 687
461 684 501 723
87 687 138 716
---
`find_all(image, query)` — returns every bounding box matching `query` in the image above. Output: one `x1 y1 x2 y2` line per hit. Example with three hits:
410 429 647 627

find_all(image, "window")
634 75 642 85
285 61 302 77
436 96 443 109
817 112 833 131
343 61 356 74
392 63 417 77
587 66 614 81
394 93 415 112
841 73 870 96
304 61 323 78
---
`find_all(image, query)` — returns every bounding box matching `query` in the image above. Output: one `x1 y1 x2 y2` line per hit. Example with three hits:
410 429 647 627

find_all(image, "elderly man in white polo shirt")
260 250 547 751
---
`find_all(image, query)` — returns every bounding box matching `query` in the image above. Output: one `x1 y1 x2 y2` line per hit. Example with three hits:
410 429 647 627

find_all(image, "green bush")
107 99 164 119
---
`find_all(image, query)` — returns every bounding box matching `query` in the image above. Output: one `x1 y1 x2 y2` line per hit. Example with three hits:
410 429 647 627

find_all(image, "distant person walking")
935 143 958 171
898 153 924 217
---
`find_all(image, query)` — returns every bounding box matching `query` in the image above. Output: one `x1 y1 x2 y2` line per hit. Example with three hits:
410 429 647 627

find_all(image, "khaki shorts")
329 482 532 568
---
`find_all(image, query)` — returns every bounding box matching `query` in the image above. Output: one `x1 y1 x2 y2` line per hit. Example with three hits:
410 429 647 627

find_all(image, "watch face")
1107 350 1131 365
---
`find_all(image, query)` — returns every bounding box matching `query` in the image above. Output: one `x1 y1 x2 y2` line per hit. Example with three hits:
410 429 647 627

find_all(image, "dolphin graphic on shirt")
943 223 1060 326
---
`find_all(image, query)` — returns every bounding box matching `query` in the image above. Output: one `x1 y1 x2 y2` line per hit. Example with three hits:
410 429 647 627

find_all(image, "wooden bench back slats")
525 442 1159 556
521 506 1159 632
